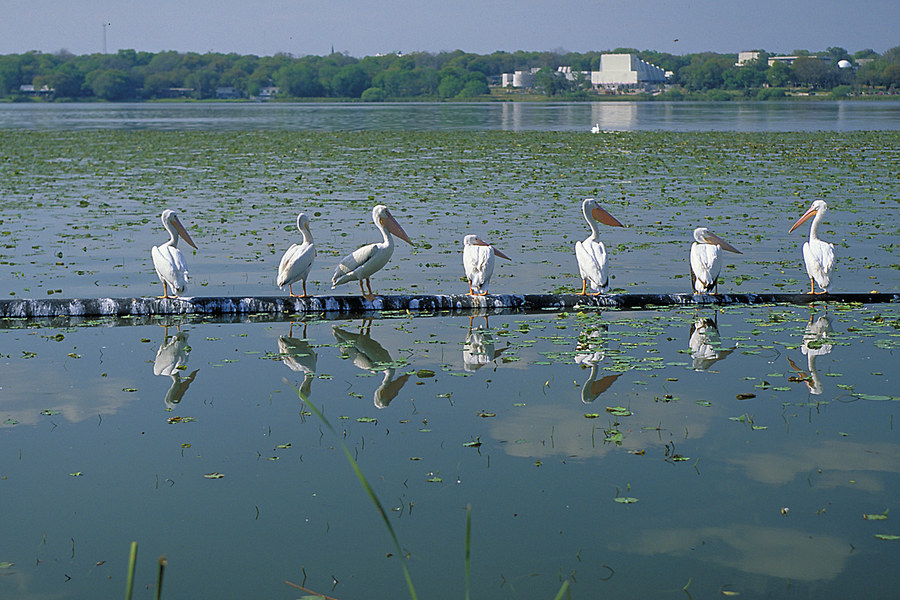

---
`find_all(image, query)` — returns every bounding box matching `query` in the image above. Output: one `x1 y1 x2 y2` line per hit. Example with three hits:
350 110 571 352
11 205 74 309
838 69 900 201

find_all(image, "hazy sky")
3 0 897 58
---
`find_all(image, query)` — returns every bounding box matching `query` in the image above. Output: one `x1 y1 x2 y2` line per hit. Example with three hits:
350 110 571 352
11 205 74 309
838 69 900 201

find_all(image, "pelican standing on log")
277 212 316 297
690 227 742 294
789 200 835 294
463 235 510 296
575 198 625 295
151 209 197 299
331 205 412 300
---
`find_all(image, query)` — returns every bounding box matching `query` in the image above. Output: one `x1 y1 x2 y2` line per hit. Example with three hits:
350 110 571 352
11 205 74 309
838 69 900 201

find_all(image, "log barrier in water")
0 292 896 320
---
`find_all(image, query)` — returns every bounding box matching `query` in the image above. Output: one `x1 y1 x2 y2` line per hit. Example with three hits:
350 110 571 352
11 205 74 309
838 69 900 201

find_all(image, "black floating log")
0 292 896 320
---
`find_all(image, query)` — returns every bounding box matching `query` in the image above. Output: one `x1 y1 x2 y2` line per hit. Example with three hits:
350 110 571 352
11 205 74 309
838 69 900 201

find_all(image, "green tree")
185 67 220 99
331 64 370 98
46 62 85 98
678 54 730 90
766 61 793 87
0 55 21 95
458 74 489 97
88 68 134 100
792 56 838 88
275 62 324 97
360 87 385 102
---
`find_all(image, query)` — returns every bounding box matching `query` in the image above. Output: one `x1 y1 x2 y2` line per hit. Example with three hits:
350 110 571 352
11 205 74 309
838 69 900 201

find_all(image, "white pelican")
689 315 735 371
153 330 199 409
332 205 412 300
463 235 511 295
574 326 622 403
690 227 742 294
278 323 317 399
151 209 197 299
333 321 410 408
800 315 833 395
788 200 835 294
575 199 624 295
463 316 505 372
277 212 316 297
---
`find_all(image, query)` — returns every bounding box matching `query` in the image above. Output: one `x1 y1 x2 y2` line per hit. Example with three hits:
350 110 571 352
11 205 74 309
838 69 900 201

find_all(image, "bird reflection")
278 322 317 400
153 328 199 409
574 325 622 403
789 314 833 395
688 312 734 371
463 315 505 372
333 320 410 409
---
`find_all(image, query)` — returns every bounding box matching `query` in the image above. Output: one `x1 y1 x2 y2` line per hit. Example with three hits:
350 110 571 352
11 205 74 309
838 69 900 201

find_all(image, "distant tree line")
0 45 898 102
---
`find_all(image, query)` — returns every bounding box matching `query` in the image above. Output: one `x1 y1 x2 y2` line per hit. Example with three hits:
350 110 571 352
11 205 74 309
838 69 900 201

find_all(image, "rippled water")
0 105 898 599
1 305 898 599
1 100 899 132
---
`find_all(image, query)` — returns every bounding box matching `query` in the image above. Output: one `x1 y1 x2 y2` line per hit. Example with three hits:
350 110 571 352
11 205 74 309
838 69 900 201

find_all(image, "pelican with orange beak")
690 227 742 295
277 212 316 297
332 205 412 300
463 235 511 295
575 198 625 295
788 200 834 294
151 209 198 299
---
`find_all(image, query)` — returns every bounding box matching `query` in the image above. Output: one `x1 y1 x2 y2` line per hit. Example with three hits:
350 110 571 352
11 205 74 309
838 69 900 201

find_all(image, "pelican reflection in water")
153 328 199 409
574 325 622 404
333 320 410 409
278 322 317 399
789 314 833 395
463 315 505 372
688 313 735 371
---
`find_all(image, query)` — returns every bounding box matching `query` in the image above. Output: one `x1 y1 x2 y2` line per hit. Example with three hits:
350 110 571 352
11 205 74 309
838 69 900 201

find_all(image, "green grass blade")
155 555 167 600
292 380 418 600
124 541 138 600
551 579 571 600
465 504 472 600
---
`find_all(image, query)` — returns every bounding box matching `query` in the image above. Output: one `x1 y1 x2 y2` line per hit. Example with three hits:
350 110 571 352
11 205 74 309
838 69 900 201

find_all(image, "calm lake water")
1 100 900 132
0 104 898 599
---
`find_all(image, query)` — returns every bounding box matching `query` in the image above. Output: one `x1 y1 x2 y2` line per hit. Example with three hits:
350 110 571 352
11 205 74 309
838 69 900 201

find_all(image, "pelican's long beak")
705 232 742 254
475 237 511 260
591 206 625 228
172 215 198 249
789 206 817 233
383 211 412 245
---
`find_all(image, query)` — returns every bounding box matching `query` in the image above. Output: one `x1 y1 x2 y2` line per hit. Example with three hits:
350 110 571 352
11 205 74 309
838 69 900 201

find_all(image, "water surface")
1 306 898 598
1 100 899 132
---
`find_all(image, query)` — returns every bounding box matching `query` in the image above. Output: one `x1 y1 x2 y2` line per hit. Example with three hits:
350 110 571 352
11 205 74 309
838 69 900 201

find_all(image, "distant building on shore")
591 54 666 89
736 51 831 67
499 54 666 92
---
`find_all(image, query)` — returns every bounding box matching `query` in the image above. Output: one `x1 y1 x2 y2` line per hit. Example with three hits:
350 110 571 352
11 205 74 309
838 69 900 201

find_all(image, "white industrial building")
501 68 539 88
500 54 666 91
590 54 666 88
737 50 831 67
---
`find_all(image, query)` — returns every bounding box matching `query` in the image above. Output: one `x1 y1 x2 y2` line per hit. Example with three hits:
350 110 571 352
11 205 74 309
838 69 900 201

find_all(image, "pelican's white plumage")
277 212 316 297
463 235 510 295
151 209 197 299
331 205 412 300
690 227 742 294
575 199 624 295
789 200 835 294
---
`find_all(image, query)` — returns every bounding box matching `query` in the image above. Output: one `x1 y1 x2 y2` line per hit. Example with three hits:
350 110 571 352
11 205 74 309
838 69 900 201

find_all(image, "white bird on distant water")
331 205 412 300
463 235 511 296
690 227 742 295
277 212 316 297
575 199 624 295
151 209 197 299
788 200 835 294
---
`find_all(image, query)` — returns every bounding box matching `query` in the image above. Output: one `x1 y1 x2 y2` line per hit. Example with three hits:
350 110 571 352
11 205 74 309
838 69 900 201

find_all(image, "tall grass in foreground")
123 542 166 600
289 379 572 600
